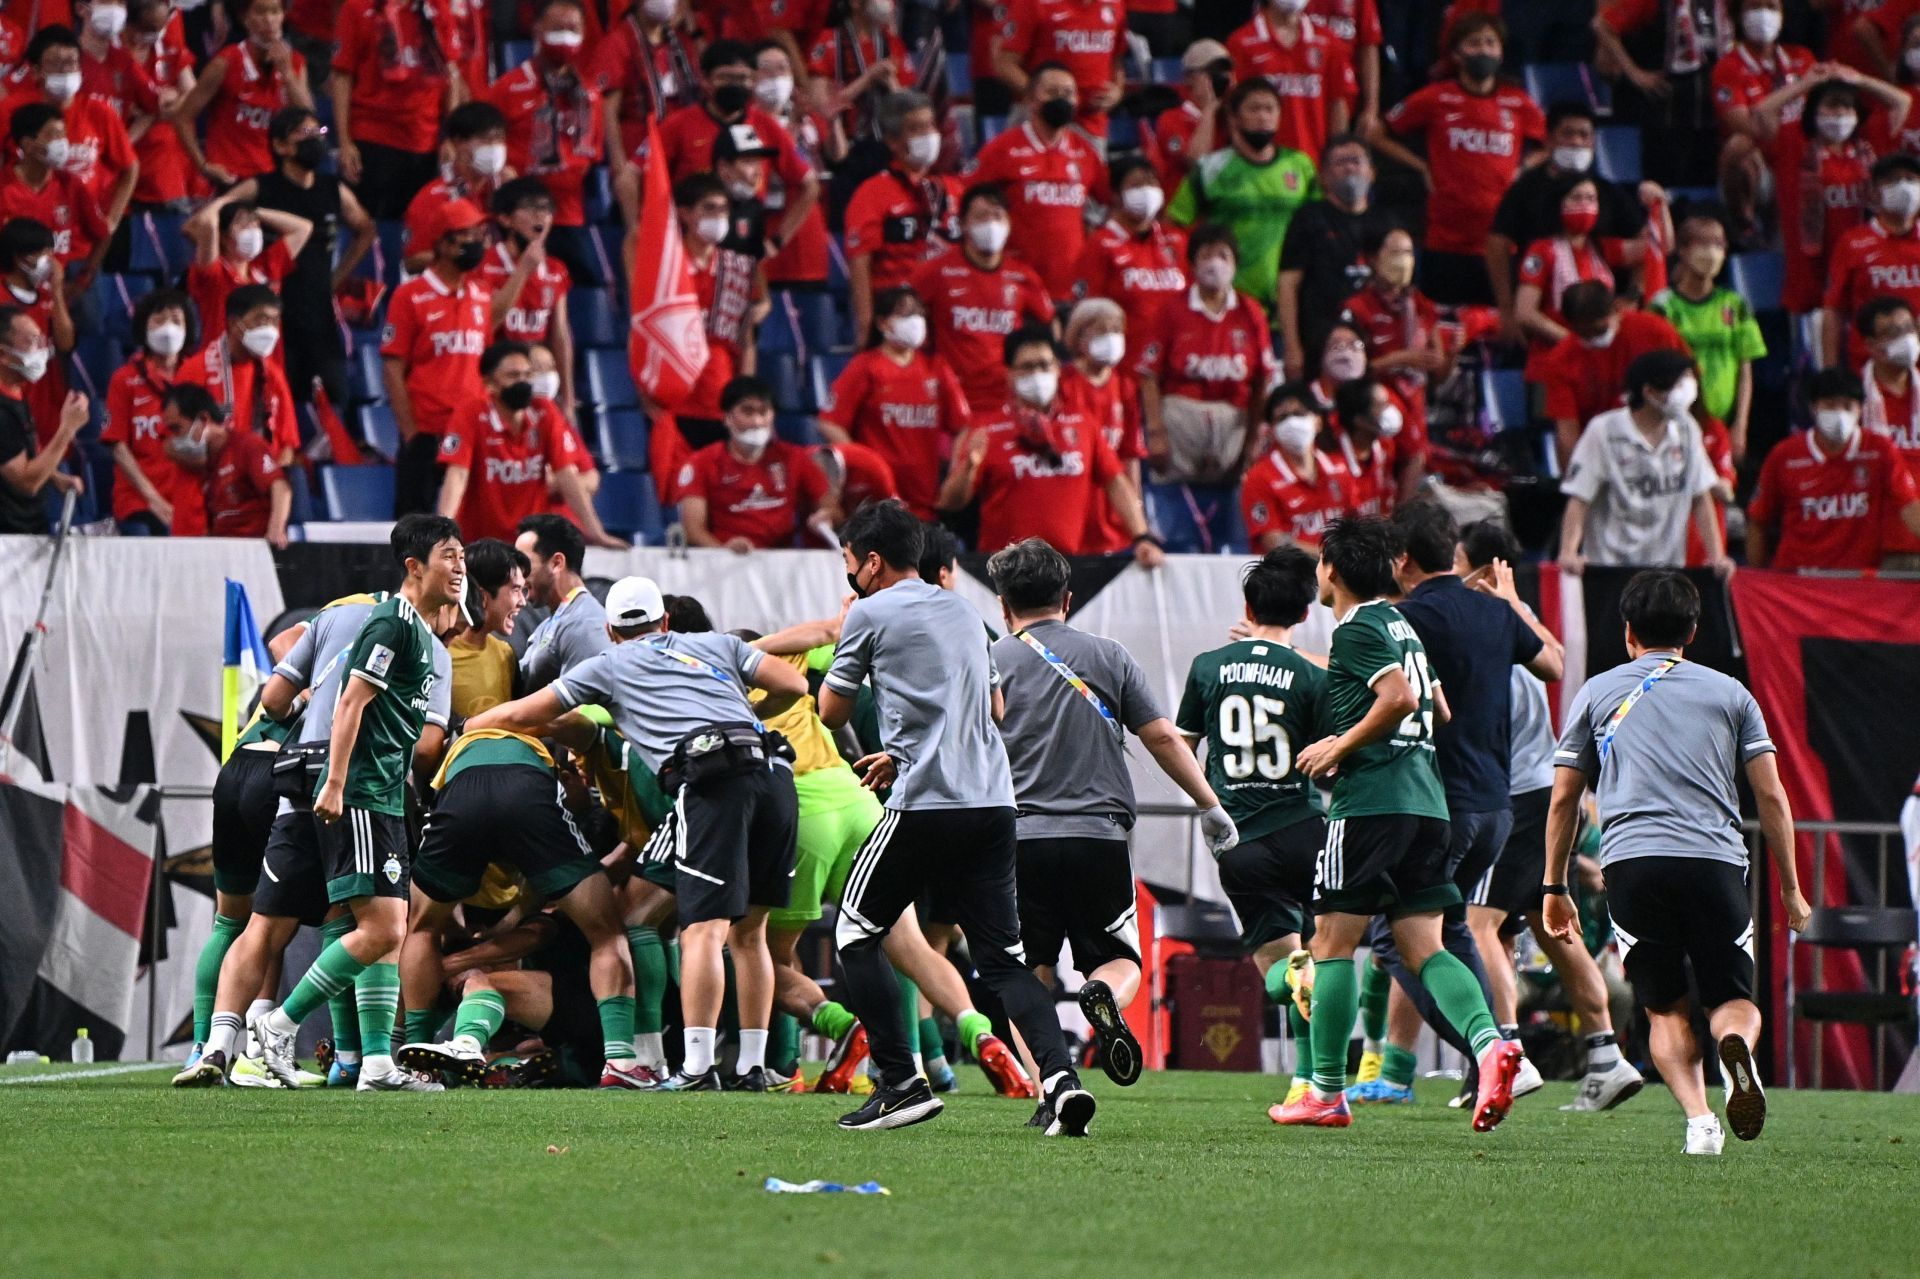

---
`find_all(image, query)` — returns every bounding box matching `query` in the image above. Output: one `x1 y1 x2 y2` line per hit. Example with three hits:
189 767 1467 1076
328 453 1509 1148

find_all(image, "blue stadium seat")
775 410 819 446
759 292 799 356
1107 115 1140 150
766 351 809 412
980 115 1009 144
97 274 138 347
349 343 386 403
320 464 396 520
568 287 621 349
584 348 639 410
598 408 650 471
1730 251 1785 314
1665 185 1719 209
499 40 532 76
947 51 972 99
583 165 614 224
594 470 667 543
374 220 407 282
286 463 317 527
1150 57 1184 85
809 351 850 409
770 288 840 357
1595 125 1641 183
357 404 400 462
1522 63 1612 116
1481 368 1530 432
572 225 614 286
130 211 190 278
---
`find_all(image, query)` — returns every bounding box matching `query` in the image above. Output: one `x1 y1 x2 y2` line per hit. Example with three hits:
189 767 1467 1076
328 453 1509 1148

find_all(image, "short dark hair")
843 499 924 571
1546 100 1596 132
917 519 959 581
1624 350 1696 408
1447 10 1506 50
673 172 727 209
225 283 280 323
391 512 463 570
132 285 196 352
1619 569 1699 648
958 181 1008 221
1872 153 1920 184
267 105 315 145
1187 221 1238 265
1002 322 1059 368
27 26 78 66
1331 374 1380 427
1263 379 1319 424
1560 279 1616 325
1361 220 1408 257
1226 77 1280 114
701 38 753 74
162 381 223 423
480 340 531 379
0 216 51 271
217 201 258 237
1321 132 1368 163
867 284 921 347
1109 153 1156 190
986 537 1070 615
1807 365 1865 403
10 101 60 144
1550 169 1599 208
1460 519 1521 571
1801 81 1861 139
1242 545 1317 627
663 594 713 633
1855 294 1915 337
464 538 524 594
1393 501 1460 575
517 512 584 573
721 375 773 412
491 176 555 217
1318 517 1401 602
443 101 508 141
1028 59 1075 88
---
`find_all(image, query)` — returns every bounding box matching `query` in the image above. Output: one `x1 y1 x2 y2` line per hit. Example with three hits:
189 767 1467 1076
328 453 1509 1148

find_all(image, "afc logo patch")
440 433 462 457
367 644 395 677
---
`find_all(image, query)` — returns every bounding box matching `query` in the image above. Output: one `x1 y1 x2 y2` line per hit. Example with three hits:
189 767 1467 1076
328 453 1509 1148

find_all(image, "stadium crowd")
0 0 1913 572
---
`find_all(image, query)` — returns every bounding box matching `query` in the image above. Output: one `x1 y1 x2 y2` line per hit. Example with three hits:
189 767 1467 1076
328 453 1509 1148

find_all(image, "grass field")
4 1063 1917 1279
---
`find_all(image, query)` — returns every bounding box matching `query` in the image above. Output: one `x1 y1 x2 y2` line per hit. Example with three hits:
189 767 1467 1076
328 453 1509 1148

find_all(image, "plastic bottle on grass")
71 1028 93 1064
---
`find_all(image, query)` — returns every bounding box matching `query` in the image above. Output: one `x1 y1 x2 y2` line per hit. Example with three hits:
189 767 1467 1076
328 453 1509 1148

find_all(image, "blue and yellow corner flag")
221 580 272 761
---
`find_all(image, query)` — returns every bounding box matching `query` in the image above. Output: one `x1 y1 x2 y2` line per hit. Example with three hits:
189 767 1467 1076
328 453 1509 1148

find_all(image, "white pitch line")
0 1062 172 1085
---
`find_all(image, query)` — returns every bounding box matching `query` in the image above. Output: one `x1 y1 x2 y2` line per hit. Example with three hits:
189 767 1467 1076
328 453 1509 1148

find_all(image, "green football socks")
918 1016 946 1066
770 1012 801 1074
1382 1043 1418 1089
1264 961 1291 1006
625 925 667 1035
1307 958 1358 1099
1358 959 1391 1049
956 1010 994 1056
453 990 505 1046
403 1008 439 1045
1416 951 1501 1057
319 916 361 1057
810 999 858 1041
193 914 245 1042
599 995 637 1061
280 934 370 1026
355 963 401 1064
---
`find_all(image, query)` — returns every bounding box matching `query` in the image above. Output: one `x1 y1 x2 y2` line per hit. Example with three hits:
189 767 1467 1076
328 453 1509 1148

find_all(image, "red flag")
627 142 709 411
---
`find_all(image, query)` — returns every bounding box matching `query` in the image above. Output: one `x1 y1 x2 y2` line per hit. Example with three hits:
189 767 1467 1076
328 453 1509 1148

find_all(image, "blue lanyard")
1016 629 1122 741
1597 658 1679 765
639 635 737 688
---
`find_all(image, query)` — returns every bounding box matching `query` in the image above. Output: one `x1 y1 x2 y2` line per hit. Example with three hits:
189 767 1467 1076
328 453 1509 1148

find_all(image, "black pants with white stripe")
835 805 1074 1088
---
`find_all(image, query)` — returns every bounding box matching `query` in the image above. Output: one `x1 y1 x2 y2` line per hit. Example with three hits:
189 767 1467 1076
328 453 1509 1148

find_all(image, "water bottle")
71 1028 93 1064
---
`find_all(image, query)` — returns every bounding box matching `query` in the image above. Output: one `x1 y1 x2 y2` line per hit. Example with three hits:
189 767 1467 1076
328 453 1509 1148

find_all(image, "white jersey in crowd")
1562 407 1717 567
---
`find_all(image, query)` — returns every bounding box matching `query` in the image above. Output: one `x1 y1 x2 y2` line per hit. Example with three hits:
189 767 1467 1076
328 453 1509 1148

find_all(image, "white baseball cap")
606 576 666 627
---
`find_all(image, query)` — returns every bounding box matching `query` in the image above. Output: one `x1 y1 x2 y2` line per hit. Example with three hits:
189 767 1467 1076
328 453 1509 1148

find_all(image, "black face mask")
292 136 328 170
847 561 873 598
1037 97 1076 130
499 380 534 411
451 239 486 272
1460 52 1501 81
1209 67 1231 98
1240 127 1276 153
712 82 752 116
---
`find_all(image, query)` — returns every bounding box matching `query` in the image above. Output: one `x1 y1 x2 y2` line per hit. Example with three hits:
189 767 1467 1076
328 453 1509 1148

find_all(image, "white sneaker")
356 1067 445 1093
228 1056 285 1089
1511 1054 1544 1099
246 1010 302 1088
1684 1117 1725 1156
396 1036 486 1084
1560 1058 1645 1113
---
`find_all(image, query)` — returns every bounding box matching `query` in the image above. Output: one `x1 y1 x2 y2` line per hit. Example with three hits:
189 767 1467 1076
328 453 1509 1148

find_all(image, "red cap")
429 198 488 244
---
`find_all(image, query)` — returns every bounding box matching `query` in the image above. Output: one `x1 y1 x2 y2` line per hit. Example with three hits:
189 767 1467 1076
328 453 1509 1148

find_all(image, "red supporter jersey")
77 40 159 118
1384 80 1544 256
1138 286 1275 410
0 17 23 76
1869 368 1920 551
827 439 899 513
187 241 294 357
178 338 302 457
1240 448 1348 549
128 21 199 205
381 270 492 436
819 346 970 518
762 107 833 286
1340 285 1440 426
1750 428 1919 569
100 354 206 533
908 249 1056 412
1323 423 1395 518
842 166 962 295
676 437 829 548
203 426 283 537
1060 363 1143 553
0 165 107 265
1306 0 1382 49
1709 43 1814 130
678 246 758 420
1226 12 1358 158
1685 414 1736 566
970 406 1122 553
332 0 460 153
487 61 604 227
0 94 136 208
402 169 502 259
1773 125 1887 312
1823 219 1920 368
439 395 583 543
998 0 1126 135
204 43 309 180
1536 309 1690 425
588 17 702 155
475 241 571 346
1146 102 1204 189
654 103 812 196
805 23 912 86
968 121 1105 303
1074 218 1188 343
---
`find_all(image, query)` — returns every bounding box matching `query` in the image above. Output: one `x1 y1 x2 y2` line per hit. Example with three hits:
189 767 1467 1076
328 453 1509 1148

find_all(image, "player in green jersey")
1270 517 1521 1133
1177 546 1326 1108
251 514 467 1093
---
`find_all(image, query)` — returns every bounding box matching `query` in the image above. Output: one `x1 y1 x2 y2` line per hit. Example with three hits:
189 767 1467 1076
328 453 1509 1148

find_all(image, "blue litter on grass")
764 1178 890 1195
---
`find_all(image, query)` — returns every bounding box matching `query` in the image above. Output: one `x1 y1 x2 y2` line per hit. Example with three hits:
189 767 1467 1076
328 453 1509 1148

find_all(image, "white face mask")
1086 331 1125 366
1883 331 1920 368
531 370 561 400
1121 185 1165 222
968 218 1010 254
11 345 49 382
1817 112 1857 144
26 254 52 285
470 142 508 176
232 225 264 261
1741 8 1781 44
1655 374 1698 420
1273 413 1317 457
542 29 583 52
1195 258 1235 292
1270 0 1308 12
754 74 794 110
1907 46 1920 75
723 176 758 201
1582 322 1618 350
40 137 71 168
42 73 81 104
1014 368 1057 407
733 424 773 453
147 321 186 356
1814 406 1860 444
1552 144 1593 173
89 3 128 36
865 0 892 21
642 0 676 21
885 314 926 350
241 324 280 358
1883 178 1920 218
1376 403 1404 438
904 131 941 170
695 214 730 245
1322 347 1365 381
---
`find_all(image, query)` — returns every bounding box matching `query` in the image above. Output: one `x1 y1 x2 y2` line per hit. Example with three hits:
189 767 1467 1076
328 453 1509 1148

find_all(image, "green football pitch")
4 1063 1917 1279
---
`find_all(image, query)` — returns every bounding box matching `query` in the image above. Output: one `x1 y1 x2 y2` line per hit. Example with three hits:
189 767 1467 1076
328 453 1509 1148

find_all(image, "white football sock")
736 1029 766 1073
684 1027 716 1075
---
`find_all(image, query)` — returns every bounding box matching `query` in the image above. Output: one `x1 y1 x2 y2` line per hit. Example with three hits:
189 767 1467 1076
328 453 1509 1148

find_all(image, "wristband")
1132 532 1162 548
1542 883 1571 897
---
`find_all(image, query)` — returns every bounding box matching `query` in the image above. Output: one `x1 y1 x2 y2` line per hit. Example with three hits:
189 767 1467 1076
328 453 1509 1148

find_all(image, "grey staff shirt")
551 631 764 772
519 585 612 689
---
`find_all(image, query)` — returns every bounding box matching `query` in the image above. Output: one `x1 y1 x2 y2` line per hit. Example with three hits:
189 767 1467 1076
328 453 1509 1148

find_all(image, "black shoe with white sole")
1078 979 1141 1087
836 1076 943 1131
1718 1035 1766 1141
1042 1072 1096 1137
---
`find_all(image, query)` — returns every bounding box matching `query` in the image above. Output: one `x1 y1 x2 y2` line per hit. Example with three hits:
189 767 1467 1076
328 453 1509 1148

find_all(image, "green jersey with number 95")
1324 599 1448 821
1176 638 1326 843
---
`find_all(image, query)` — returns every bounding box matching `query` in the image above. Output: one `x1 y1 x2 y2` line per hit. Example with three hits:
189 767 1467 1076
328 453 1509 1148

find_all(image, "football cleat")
847 1072 875 1095
927 1060 959 1092
247 1010 302 1088
1684 1116 1725 1156
1026 1099 1053 1128
1286 949 1316 1020
397 1037 487 1085
815 1024 869 1094
598 1059 662 1091
724 1066 771 1093
1078 979 1142 1087
228 1056 284 1089
184 1043 204 1070
657 1067 724 1092
1345 1078 1414 1105
1041 1072 1095 1137
1512 1054 1544 1099
1354 1050 1383 1085
480 1049 559 1089
1470 1040 1524 1133
1268 1092 1352 1127
1560 1059 1644 1112
765 1066 803 1093
976 1033 1037 1098
356 1067 445 1092
837 1076 943 1131
312 1037 336 1075
1718 1035 1766 1141
327 1060 361 1089
293 1066 327 1088
1282 1079 1310 1107
171 1050 227 1088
